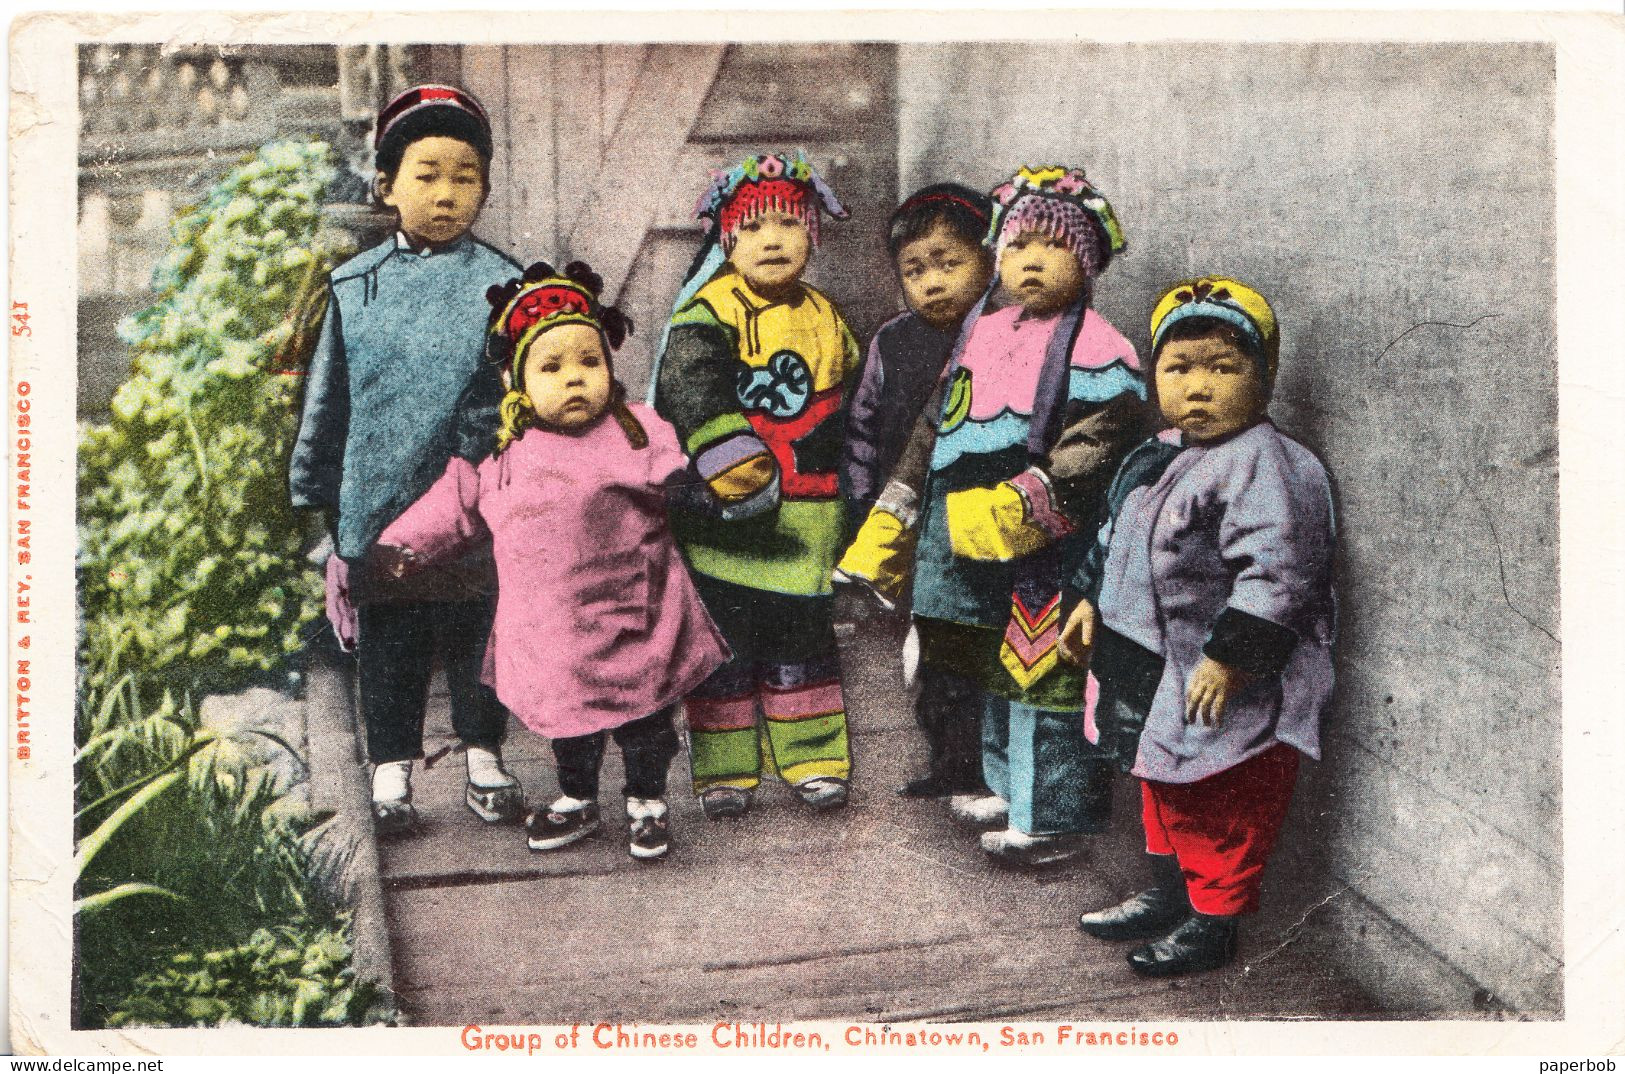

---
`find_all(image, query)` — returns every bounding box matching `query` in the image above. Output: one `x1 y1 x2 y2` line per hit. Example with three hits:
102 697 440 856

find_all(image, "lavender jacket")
1092 421 1336 784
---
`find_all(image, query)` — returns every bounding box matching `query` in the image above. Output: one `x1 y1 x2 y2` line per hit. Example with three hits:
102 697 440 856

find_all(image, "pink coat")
379 403 729 739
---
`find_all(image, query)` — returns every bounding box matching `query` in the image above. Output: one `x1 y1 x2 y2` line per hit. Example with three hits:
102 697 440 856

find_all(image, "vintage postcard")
7 7 1624 1059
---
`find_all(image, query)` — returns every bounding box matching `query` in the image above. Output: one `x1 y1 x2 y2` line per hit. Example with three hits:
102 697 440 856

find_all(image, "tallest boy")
289 85 523 833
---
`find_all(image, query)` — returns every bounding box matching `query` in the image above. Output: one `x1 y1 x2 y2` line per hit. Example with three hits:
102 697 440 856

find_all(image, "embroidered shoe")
793 776 850 812
700 786 753 820
525 797 601 851
948 793 1009 831
626 797 672 861
371 761 418 837
1127 914 1239 978
980 826 1088 868
464 746 523 824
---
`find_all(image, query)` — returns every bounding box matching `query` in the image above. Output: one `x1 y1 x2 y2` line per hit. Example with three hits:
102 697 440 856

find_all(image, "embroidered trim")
1008 467 1076 540
874 479 919 529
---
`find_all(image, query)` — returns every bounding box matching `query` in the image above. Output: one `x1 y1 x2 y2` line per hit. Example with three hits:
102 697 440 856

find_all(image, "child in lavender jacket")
1062 277 1336 978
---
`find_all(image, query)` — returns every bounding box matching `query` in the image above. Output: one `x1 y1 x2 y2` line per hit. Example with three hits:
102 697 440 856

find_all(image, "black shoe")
897 774 954 798
700 786 752 820
1078 888 1190 941
1127 914 1238 978
627 800 672 862
525 800 601 851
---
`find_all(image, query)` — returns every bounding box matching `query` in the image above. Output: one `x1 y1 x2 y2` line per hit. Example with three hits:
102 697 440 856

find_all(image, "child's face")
1155 332 1268 443
896 223 991 330
999 231 1085 316
378 136 488 248
728 211 811 296
521 323 612 432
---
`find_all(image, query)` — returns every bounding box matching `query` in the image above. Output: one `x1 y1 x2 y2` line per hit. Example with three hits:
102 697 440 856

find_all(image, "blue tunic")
288 234 520 561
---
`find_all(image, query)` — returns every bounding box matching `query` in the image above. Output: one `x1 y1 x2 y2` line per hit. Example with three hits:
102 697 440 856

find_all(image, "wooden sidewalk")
366 620 1377 1026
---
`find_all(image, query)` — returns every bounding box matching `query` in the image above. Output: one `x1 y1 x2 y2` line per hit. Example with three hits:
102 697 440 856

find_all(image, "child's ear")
373 172 394 206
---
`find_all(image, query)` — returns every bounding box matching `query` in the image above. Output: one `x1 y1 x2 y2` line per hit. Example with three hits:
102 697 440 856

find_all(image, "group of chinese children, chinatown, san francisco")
290 85 1338 979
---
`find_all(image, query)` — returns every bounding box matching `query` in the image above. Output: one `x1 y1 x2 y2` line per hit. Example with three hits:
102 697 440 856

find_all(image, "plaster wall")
897 41 1559 1014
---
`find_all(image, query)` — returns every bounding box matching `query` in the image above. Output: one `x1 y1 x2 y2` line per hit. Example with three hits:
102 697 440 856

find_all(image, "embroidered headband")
375 84 493 167
485 261 630 387
987 166 1125 277
1149 276 1279 381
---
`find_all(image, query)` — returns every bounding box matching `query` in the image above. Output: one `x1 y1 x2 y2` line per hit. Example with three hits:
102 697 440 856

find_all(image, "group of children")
289 85 1337 978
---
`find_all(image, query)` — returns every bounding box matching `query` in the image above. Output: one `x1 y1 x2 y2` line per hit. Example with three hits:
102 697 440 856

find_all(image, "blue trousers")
981 692 1114 836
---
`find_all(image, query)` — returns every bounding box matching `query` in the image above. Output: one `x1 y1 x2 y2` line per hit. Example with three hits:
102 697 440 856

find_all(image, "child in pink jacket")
375 261 729 861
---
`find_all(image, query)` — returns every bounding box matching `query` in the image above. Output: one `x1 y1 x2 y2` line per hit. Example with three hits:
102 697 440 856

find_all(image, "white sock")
549 795 595 814
465 746 514 789
372 760 412 803
626 796 669 820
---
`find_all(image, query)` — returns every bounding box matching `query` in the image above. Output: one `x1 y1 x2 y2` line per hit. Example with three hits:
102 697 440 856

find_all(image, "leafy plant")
77 140 352 696
73 668 356 1028
106 918 386 1028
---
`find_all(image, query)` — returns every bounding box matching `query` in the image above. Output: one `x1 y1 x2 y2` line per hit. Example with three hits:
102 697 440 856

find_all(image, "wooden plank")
563 43 727 297
460 45 512 254
496 45 562 257
598 44 647 152
692 43 894 144
550 45 607 241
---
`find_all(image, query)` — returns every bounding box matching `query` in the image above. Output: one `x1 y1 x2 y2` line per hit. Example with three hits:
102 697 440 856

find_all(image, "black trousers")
356 598 508 765
915 665 988 795
553 707 680 801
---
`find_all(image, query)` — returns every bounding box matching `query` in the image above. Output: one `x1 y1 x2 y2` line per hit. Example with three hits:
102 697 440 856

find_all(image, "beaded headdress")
484 262 639 451
987 166 1125 276
696 149 849 252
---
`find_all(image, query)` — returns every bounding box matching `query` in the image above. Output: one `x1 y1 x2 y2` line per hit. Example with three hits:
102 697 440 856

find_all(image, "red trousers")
1140 742 1300 916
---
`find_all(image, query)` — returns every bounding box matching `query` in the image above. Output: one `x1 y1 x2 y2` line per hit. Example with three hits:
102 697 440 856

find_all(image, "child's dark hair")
887 183 993 259
376 106 493 180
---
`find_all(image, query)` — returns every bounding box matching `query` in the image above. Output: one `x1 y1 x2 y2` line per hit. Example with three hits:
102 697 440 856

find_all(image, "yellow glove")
945 482 1051 562
835 507 917 606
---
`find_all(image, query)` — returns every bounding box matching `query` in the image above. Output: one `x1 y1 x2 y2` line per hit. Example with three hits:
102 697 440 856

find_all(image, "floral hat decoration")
986 166 1126 277
1149 276 1279 382
696 149 849 252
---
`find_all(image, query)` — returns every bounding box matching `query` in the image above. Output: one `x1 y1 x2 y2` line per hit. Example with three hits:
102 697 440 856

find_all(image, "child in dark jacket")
288 85 523 834
838 167 1148 866
839 184 995 801
842 183 994 528
1061 277 1337 977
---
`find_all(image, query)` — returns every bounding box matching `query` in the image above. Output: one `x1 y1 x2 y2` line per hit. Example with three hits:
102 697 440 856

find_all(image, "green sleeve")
654 301 753 456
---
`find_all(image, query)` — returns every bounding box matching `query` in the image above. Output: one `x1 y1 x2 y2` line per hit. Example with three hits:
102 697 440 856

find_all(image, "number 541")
11 301 30 337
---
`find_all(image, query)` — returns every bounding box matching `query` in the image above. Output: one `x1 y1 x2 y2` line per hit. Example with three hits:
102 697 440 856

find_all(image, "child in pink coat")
376 261 729 860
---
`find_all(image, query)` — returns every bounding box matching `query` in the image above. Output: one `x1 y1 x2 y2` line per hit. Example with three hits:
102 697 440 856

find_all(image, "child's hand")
371 543 418 581
1058 599 1097 667
1185 657 1256 728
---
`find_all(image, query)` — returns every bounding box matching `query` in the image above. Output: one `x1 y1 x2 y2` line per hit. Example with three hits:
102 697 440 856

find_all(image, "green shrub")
73 670 360 1029
78 139 352 696
107 918 386 1028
